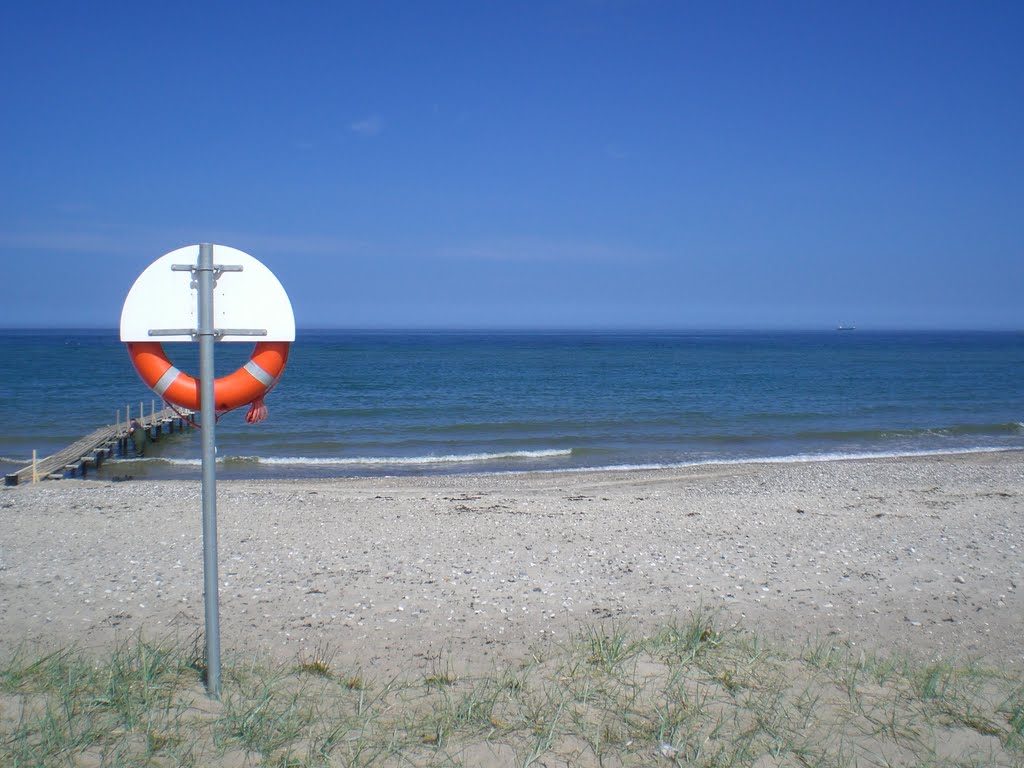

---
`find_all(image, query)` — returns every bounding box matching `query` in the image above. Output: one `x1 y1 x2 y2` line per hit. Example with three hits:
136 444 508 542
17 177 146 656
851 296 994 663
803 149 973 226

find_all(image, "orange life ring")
126 341 290 416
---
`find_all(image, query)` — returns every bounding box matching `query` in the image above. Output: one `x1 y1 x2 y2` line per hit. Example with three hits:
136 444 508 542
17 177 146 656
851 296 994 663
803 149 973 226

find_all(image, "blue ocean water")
1 330 1022 480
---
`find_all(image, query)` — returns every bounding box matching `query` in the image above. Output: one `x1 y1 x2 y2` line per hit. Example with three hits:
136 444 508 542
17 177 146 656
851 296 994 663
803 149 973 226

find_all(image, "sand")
1 451 1021 676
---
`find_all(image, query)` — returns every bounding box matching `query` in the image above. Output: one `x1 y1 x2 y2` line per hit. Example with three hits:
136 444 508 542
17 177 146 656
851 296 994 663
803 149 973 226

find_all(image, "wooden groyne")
4 403 194 486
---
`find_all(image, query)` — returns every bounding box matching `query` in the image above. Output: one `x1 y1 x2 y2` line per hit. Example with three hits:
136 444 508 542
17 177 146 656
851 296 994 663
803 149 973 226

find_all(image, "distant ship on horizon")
836 323 856 331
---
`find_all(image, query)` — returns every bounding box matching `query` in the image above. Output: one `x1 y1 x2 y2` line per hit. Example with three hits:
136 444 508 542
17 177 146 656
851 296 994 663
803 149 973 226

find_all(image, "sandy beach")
2 451 1021 676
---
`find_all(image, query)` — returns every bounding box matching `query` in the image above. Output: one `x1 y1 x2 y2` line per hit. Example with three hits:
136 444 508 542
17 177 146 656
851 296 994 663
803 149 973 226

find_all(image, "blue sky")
2 1 1021 330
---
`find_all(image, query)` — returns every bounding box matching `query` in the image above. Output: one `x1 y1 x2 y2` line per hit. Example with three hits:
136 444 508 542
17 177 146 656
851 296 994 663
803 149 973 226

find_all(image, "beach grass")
2 612 1022 767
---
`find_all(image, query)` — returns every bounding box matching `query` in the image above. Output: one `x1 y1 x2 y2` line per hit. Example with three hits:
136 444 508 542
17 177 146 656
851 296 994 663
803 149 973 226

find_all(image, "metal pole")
197 242 222 698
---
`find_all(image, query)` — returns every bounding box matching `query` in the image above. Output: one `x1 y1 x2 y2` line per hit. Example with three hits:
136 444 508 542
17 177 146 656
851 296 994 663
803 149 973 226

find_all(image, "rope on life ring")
126 341 290 424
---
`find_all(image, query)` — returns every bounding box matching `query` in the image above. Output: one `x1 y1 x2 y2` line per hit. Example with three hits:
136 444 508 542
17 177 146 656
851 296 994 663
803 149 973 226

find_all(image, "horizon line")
0 325 1021 334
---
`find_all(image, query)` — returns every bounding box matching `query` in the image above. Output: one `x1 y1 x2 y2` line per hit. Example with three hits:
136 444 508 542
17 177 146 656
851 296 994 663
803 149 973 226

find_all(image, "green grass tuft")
2 617 1023 767
294 642 335 678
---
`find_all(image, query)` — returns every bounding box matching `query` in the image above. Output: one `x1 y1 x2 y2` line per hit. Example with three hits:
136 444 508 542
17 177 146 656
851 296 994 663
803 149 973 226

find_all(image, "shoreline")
53 442 1024 483
2 450 1021 677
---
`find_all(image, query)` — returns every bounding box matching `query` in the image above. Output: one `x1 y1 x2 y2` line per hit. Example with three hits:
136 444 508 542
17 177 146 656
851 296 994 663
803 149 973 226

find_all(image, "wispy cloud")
194 231 367 256
0 227 656 269
350 115 382 137
436 237 660 265
603 143 630 160
0 229 366 258
0 231 142 255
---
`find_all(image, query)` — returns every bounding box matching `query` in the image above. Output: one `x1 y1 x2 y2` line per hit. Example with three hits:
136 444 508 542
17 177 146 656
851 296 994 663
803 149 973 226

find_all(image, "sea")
1 329 1022 481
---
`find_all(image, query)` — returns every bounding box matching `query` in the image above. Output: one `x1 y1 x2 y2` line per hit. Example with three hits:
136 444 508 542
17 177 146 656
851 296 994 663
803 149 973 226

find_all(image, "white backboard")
120 244 296 342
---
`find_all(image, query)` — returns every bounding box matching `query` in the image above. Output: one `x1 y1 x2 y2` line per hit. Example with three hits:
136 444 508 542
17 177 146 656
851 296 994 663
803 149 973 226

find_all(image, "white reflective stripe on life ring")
244 359 276 387
153 365 182 396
